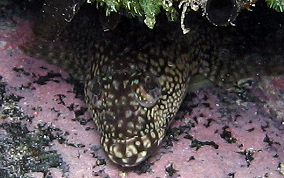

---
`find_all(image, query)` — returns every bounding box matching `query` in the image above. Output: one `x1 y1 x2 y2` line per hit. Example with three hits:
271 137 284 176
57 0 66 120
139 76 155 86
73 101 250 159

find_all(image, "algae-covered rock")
266 0 284 12
17 0 283 29
88 0 283 28
88 0 178 28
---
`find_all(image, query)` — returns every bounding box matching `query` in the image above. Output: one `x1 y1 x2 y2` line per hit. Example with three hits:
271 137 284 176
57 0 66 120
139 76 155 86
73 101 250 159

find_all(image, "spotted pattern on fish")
83 34 201 166
20 5 284 167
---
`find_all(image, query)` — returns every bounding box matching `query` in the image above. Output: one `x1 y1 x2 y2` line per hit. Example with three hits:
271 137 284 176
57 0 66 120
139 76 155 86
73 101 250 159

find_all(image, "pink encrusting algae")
0 2 284 178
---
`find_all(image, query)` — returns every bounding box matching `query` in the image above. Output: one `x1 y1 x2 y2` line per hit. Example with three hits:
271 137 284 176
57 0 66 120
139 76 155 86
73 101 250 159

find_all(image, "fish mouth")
101 129 163 167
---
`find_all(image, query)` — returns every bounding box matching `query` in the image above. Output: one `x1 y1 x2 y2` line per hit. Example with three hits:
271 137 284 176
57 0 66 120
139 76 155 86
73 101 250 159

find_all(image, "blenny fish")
20 3 284 167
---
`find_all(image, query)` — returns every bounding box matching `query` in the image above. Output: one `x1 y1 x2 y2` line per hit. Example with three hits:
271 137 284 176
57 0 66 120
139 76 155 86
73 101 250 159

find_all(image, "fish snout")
101 128 163 167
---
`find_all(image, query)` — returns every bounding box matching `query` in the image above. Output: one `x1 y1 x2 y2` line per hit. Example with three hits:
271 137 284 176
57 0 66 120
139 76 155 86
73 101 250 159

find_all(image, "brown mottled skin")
20 3 284 167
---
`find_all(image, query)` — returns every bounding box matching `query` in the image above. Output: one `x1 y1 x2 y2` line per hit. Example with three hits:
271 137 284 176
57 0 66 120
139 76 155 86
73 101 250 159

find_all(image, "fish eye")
85 76 104 107
135 72 161 108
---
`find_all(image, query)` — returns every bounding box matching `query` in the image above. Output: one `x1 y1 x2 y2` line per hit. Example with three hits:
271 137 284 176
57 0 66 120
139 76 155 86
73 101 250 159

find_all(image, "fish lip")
101 129 163 167
107 150 149 167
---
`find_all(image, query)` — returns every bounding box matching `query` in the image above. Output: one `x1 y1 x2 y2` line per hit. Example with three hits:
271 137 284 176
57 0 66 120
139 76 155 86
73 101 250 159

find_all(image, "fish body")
20 4 284 167
22 13 203 166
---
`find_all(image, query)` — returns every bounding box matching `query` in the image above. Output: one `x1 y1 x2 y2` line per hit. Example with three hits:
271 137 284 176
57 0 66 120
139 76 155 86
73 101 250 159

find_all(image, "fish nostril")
125 144 138 157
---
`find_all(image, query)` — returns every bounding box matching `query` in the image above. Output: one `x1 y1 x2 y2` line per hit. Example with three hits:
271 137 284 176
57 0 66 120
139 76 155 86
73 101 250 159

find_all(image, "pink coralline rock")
1 3 284 178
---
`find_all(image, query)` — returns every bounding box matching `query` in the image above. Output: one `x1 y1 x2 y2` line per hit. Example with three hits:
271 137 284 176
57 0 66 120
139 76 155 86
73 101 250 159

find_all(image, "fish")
20 3 284 167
